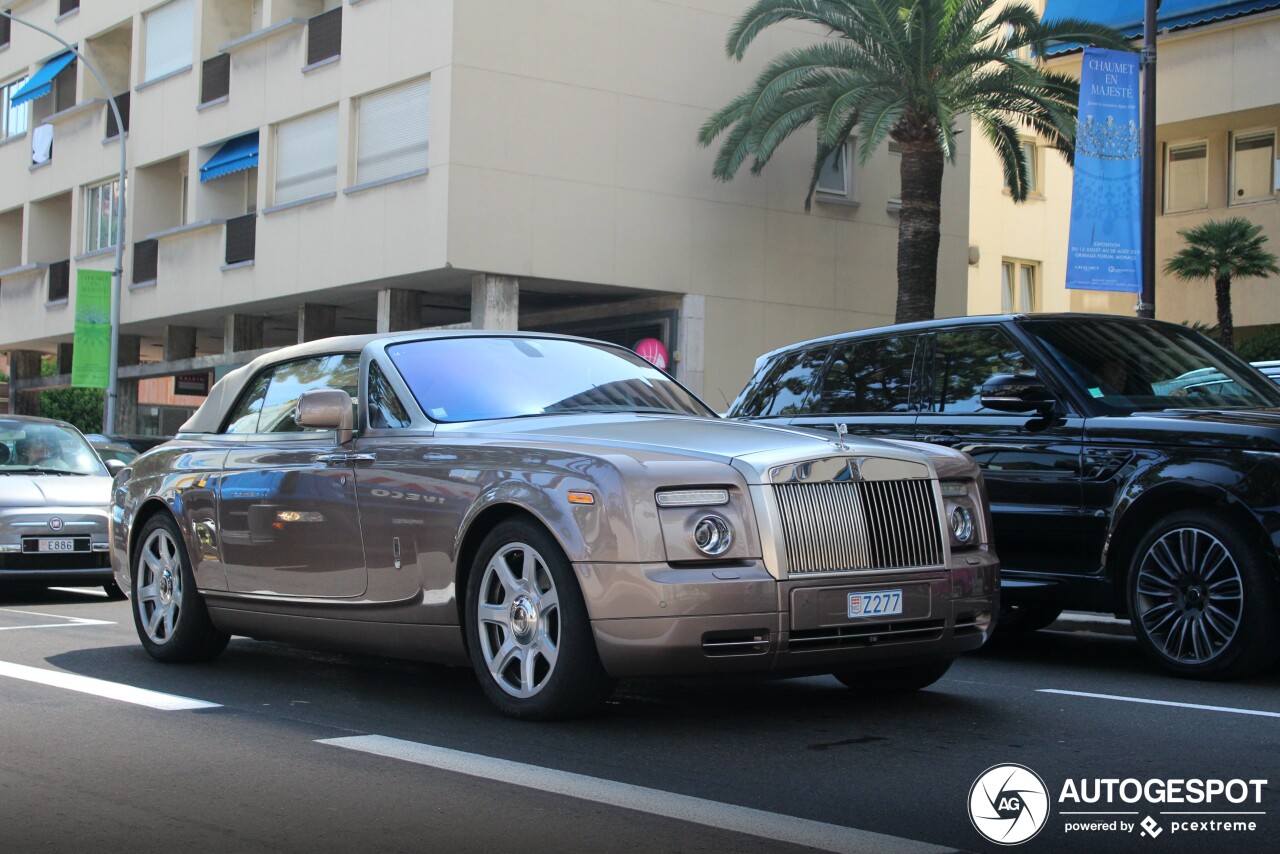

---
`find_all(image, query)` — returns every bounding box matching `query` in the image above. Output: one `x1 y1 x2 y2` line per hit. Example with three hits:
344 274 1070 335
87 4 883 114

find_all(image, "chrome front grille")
772 479 944 574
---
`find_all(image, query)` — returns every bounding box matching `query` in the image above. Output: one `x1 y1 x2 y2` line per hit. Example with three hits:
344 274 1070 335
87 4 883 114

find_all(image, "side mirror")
295 388 355 444
105 458 126 477
980 373 1056 414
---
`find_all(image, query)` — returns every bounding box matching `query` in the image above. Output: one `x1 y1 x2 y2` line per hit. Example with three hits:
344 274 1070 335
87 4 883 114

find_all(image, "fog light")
693 515 733 556
950 505 974 545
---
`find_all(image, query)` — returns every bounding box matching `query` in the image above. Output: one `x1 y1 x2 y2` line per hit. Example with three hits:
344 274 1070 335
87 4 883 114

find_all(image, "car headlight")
655 485 757 563
949 505 974 545
692 515 733 556
940 480 982 548
655 488 730 507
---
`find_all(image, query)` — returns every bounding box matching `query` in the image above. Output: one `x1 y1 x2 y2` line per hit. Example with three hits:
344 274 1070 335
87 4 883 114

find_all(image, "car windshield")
387 337 714 422
1026 319 1280 414
0 420 107 476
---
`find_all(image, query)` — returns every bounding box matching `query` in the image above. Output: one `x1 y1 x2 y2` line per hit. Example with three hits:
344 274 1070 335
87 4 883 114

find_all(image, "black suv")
729 314 1280 679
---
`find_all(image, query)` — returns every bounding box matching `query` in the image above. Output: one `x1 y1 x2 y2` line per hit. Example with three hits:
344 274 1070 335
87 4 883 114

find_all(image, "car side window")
734 347 830 417
814 335 917 413
933 328 1034 414
258 354 361 433
223 371 272 434
367 362 412 429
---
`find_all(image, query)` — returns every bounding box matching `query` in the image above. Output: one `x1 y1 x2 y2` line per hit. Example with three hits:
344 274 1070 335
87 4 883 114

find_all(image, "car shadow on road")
0 585 111 606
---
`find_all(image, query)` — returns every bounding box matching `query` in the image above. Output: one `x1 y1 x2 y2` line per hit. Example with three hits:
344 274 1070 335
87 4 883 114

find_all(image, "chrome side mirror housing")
295 388 355 444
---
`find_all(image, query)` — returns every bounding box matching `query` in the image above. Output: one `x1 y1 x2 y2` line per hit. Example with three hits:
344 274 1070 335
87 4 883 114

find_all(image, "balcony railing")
307 8 342 66
225 215 256 265
106 91 130 139
133 239 158 284
201 54 230 105
48 260 70 302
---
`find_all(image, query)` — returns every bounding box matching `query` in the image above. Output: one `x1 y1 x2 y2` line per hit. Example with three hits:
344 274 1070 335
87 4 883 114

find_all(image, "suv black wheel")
465 518 614 720
1128 509 1278 679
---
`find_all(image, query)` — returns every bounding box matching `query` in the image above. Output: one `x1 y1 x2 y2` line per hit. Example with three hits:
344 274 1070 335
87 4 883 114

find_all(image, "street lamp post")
1138 0 1159 319
1 11 127 432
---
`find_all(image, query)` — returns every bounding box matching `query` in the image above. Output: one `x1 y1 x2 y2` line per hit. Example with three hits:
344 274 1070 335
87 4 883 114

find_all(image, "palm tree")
1165 218 1279 352
697 0 1131 323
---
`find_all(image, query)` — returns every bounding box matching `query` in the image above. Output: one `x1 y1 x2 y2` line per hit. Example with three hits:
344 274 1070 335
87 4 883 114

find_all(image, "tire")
995 604 1063 634
1128 508 1278 680
465 518 614 720
103 580 127 601
833 658 954 695
131 513 229 663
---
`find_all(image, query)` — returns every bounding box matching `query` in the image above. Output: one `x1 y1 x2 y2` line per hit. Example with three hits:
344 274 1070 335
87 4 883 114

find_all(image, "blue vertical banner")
1066 48 1142 293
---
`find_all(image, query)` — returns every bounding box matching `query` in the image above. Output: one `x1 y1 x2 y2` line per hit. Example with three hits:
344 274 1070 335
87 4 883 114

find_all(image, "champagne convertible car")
111 331 998 718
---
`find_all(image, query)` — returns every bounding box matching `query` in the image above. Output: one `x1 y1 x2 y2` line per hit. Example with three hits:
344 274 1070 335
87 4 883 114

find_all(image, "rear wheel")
833 658 953 695
1128 509 1277 679
465 519 613 720
131 514 229 663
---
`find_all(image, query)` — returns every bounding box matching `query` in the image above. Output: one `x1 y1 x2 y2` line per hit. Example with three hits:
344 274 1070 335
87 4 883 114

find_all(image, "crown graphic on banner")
1076 115 1140 161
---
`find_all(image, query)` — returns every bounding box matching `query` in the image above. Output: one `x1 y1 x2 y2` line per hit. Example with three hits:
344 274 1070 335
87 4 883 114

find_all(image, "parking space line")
0 661 220 711
1039 689 1280 719
0 607 114 631
319 735 956 854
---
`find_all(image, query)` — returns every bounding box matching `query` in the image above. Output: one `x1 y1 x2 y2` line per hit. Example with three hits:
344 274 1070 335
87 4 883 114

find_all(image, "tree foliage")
39 357 104 433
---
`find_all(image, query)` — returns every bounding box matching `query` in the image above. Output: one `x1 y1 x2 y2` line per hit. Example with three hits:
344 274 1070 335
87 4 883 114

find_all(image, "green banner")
72 269 112 389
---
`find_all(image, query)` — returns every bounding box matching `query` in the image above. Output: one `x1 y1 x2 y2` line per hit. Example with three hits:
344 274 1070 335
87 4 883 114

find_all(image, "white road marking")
319 735 953 854
0 661 219 711
0 607 114 631
1039 689 1280 719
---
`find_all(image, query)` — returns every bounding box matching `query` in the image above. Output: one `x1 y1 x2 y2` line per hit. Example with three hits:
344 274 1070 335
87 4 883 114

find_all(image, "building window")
1164 141 1208 214
1001 259 1038 313
306 7 342 66
2 77 30 139
143 0 195 83
1230 130 1276 206
85 178 124 253
816 140 855 200
1 13 11 48
356 77 430 186
274 107 339 205
1021 139 1040 195
58 0 80 16
887 141 902 207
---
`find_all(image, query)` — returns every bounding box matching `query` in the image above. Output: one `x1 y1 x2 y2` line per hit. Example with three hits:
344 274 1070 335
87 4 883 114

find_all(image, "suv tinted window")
733 347 830 417
814 336 917 413
933 328 1034 414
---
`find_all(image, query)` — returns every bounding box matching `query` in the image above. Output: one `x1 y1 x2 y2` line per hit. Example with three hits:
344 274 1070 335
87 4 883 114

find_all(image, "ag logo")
969 763 1050 845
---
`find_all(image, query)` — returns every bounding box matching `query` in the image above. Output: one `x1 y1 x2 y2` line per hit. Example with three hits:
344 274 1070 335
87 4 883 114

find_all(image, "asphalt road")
2 586 1278 854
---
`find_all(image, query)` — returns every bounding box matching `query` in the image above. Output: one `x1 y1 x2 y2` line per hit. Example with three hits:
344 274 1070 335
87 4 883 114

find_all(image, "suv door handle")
314 452 377 466
922 433 961 448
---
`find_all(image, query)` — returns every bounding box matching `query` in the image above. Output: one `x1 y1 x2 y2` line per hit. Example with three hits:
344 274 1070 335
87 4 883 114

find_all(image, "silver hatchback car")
1 416 123 597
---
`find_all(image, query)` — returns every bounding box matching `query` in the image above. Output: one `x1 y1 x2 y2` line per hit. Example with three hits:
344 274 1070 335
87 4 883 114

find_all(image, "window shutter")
357 77 430 185
144 0 195 83
274 107 338 205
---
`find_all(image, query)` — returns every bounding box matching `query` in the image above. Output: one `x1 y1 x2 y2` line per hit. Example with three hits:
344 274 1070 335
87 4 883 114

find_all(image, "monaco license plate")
847 589 903 619
36 538 78 552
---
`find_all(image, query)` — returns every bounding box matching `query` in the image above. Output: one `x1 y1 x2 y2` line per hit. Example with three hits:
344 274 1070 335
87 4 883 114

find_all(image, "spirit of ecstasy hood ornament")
833 422 849 451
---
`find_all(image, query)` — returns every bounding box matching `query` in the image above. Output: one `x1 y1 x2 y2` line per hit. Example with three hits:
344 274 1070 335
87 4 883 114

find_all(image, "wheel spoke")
147 605 163 637
489 638 518 681
1149 540 1182 580
521 646 539 694
521 549 536 584
143 550 164 578
1142 602 1179 635
539 633 559 669
488 554 520 596
537 585 559 615
137 583 160 603
478 602 511 629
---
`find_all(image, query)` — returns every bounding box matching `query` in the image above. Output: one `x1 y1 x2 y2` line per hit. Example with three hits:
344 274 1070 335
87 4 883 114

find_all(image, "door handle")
922 433 961 448
314 452 377 466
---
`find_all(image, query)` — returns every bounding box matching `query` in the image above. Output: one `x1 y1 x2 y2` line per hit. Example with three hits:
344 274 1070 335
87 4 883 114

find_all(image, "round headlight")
693 515 733 556
950 505 975 545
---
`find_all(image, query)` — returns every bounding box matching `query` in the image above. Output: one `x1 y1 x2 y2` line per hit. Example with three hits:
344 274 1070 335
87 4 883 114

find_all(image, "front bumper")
0 505 112 586
580 549 999 678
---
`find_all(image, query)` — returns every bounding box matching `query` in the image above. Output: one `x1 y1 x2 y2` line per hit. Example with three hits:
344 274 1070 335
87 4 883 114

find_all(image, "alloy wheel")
1134 526 1243 665
475 541 561 698
136 527 184 645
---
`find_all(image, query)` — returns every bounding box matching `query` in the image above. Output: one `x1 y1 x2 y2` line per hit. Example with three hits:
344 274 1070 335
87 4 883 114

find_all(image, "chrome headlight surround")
940 479 983 548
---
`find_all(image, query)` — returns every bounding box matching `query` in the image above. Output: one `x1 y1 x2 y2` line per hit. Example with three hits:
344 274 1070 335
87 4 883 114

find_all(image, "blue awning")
200 132 259 182
10 51 77 108
1043 1 1280 53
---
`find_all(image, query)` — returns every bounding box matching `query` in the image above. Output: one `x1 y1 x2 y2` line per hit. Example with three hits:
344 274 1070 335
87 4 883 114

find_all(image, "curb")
1046 611 1135 638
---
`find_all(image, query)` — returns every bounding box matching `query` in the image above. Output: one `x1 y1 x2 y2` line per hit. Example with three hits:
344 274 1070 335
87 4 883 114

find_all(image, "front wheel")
1128 509 1278 679
131 514 229 663
833 658 954 695
465 519 614 720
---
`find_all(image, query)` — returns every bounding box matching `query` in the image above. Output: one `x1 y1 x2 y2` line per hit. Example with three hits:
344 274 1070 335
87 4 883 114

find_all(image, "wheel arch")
127 498 180 574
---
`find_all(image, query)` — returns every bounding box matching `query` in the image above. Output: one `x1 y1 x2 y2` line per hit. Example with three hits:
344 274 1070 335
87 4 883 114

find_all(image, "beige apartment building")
968 0 1280 334
0 0 971 429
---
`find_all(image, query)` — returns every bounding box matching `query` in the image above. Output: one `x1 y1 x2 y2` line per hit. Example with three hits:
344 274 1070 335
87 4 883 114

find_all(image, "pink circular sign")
634 338 669 370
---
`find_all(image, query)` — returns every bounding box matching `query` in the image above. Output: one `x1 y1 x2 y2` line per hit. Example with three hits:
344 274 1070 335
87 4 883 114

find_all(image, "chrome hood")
0 475 113 508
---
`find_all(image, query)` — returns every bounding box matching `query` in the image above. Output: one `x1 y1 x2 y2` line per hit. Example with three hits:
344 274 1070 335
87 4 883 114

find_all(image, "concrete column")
8 350 43 416
677 295 705 399
115 335 141 434
297 303 337 343
470 274 519 330
225 314 264 354
56 343 74 375
377 289 419 333
163 325 197 361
